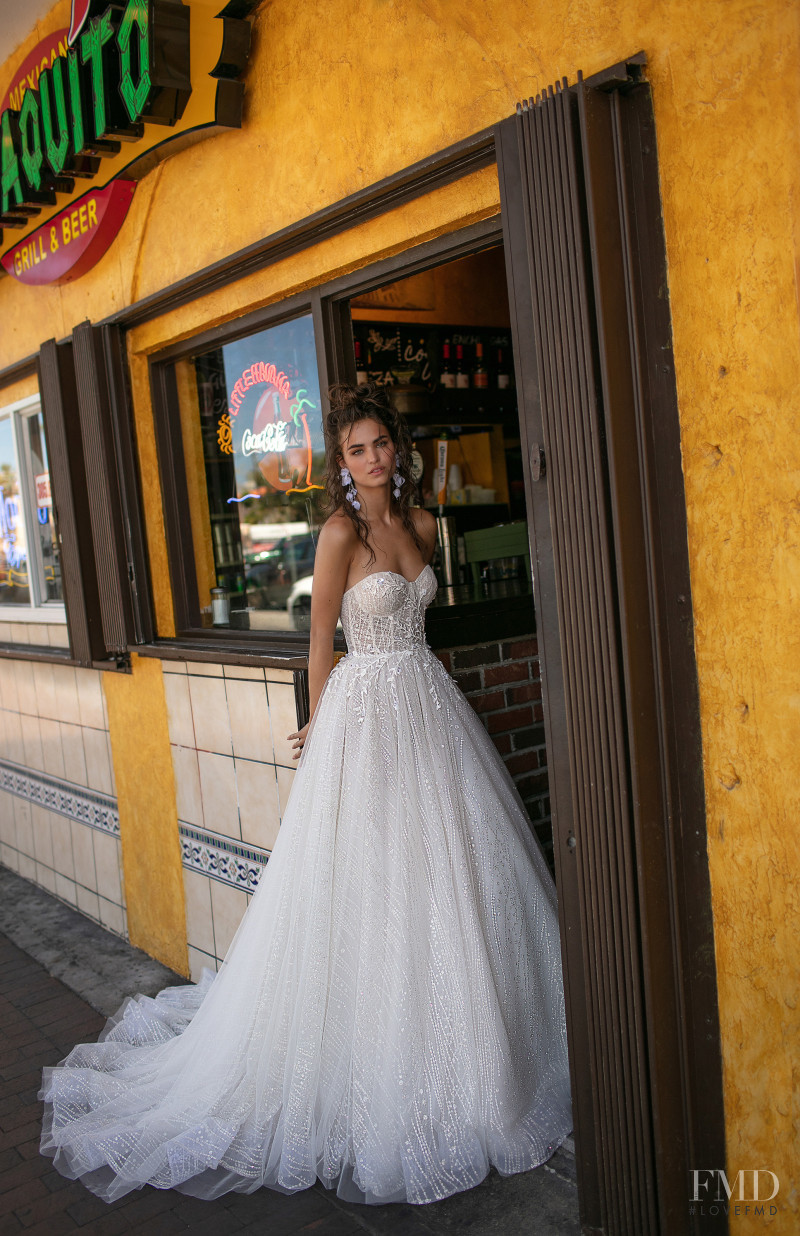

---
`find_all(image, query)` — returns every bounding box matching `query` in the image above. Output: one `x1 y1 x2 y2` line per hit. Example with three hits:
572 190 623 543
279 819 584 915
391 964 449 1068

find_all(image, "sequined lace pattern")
39 563 572 1206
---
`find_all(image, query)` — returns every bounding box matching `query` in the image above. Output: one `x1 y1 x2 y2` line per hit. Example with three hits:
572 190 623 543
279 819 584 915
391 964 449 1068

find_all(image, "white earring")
340 466 361 511
392 453 405 501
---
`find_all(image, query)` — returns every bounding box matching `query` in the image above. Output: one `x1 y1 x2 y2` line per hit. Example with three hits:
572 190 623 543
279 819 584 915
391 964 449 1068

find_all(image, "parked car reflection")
286 574 313 631
285 574 344 634
245 534 316 611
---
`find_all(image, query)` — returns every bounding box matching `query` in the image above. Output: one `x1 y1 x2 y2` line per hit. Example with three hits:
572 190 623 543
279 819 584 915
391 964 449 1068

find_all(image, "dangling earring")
340 465 361 511
392 453 405 501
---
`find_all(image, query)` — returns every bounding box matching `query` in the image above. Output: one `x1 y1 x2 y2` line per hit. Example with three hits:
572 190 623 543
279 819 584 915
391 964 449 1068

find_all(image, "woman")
39 383 572 1206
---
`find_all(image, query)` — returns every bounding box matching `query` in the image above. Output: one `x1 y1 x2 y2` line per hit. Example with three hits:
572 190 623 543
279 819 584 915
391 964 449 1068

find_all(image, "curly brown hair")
323 382 423 568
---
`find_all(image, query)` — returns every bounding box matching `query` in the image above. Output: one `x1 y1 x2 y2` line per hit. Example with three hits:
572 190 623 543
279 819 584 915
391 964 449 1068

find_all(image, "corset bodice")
340 564 438 654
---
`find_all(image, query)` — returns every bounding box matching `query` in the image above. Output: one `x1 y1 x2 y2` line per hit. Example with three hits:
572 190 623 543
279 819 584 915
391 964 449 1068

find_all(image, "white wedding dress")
39 564 572 1206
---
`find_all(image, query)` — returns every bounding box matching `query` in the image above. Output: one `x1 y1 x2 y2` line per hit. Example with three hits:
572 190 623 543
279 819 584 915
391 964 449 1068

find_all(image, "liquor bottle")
472 341 489 389
355 339 367 384
440 339 456 388
455 343 470 389
497 346 511 389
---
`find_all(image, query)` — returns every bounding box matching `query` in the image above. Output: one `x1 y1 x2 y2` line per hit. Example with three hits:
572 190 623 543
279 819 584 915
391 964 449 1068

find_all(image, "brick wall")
434 634 553 864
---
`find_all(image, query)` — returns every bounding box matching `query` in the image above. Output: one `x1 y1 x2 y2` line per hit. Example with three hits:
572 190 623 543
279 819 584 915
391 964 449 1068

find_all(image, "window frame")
0 392 67 626
148 219 506 656
150 286 332 651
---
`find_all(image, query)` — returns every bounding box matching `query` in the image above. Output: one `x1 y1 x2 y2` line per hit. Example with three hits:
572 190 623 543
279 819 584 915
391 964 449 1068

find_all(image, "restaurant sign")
0 0 257 285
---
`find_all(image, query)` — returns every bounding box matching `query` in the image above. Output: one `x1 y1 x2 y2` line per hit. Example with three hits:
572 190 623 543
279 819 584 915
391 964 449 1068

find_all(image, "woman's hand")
287 723 310 761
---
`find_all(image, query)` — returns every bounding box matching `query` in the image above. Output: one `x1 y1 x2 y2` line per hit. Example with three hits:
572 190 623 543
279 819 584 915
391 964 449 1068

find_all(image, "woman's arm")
287 515 354 760
414 507 438 564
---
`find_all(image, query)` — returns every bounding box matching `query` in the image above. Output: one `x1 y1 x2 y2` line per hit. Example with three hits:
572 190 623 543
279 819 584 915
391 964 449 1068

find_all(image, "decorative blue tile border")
0 757 119 836
178 823 269 891
0 757 269 890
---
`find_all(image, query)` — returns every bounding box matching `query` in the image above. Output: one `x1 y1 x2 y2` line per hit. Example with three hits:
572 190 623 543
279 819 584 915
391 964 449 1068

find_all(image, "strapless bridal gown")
39 564 572 1205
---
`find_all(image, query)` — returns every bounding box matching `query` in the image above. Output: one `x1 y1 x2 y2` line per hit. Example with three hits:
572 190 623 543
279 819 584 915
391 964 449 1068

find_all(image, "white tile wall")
1 650 304 971
171 745 204 826
226 678 273 764
235 758 281 850
266 683 301 767
39 717 66 779
187 944 217 982
60 722 88 785
170 663 300 968
189 675 232 756
20 713 43 770
82 726 113 795
197 751 240 837
163 674 195 749
0 657 127 938
76 668 106 730
183 868 215 956
276 765 296 816
209 881 249 957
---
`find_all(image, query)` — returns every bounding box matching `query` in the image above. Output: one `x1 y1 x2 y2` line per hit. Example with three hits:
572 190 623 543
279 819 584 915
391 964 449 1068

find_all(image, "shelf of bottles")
352 323 515 427
196 353 247 610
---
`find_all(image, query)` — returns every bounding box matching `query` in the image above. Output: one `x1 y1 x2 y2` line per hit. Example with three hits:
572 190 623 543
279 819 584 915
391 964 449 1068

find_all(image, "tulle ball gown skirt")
39 567 573 1206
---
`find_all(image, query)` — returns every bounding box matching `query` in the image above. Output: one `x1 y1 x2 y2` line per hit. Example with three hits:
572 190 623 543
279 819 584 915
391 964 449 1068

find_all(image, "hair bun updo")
327 382 393 417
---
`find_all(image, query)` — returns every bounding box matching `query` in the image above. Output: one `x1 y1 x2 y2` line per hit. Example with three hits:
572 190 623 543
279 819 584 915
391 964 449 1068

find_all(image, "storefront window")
172 313 325 632
0 400 62 611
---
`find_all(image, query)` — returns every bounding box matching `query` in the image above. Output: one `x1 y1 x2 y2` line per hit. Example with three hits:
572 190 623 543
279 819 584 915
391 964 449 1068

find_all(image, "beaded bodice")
340 565 438 654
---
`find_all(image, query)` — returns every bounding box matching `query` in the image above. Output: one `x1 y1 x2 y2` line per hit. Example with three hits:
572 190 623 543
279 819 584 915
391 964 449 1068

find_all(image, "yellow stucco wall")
2 1 798 1224
103 656 188 976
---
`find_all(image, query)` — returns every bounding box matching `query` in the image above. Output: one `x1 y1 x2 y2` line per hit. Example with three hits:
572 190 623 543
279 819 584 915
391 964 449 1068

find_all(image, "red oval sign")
0 29 70 115
1 181 136 286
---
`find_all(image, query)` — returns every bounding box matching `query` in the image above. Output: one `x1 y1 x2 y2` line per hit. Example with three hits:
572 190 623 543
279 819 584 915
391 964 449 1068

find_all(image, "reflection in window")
0 418 29 605
26 411 62 603
174 314 325 632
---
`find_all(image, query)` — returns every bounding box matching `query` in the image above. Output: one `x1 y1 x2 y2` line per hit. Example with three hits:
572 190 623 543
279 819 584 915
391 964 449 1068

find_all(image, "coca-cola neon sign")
222 362 323 496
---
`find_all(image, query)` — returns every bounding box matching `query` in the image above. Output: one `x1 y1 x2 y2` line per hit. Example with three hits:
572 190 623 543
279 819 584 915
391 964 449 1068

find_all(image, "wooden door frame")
496 60 725 1234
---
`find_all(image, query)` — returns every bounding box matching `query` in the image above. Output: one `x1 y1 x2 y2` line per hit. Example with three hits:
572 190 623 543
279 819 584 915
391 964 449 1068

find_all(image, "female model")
39 382 572 1206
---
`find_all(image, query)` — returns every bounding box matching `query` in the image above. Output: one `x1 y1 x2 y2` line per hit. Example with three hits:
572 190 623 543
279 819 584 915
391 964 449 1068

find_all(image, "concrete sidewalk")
0 868 580 1235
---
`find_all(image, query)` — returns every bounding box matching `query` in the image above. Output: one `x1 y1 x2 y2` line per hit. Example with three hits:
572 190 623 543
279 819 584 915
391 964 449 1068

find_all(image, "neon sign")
0 0 258 285
221 363 323 496
227 362 291 417
241 423 288 456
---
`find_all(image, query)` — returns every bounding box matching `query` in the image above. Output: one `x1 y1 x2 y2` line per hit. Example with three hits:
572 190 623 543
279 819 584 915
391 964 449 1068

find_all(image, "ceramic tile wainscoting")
0 620 70 649
0 657 124 934
0 657 126 935
163 660 299 982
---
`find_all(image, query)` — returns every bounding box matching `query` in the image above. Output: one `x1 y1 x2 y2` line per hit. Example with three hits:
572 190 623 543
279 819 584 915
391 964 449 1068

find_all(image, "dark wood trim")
72 323 137 656
294 671 310 728
611 77 726 1207
136 640 308 670
0 645 76 665
149 357 198 633
497 66 725 1236
101 325 155 645
37 339 106 666
495 112 603 1228
0 353 38 390
101 128 497 331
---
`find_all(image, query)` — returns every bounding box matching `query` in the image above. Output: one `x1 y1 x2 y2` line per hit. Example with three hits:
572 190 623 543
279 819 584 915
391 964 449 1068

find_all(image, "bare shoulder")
410 507 437 553
317 510 359 562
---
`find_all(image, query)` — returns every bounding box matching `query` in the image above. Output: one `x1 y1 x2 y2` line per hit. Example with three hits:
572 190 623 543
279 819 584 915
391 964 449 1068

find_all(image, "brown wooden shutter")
72 321 136 657
497 62 725 1236
38 339 105 665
